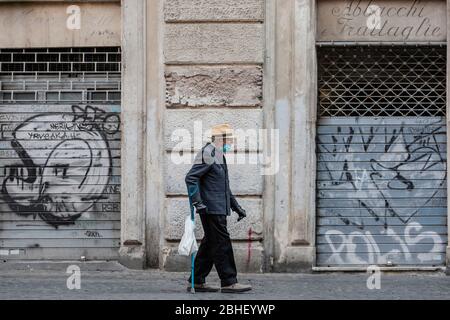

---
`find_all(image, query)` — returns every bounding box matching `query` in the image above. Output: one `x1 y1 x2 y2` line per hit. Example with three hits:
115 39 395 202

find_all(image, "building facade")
0 0 449 273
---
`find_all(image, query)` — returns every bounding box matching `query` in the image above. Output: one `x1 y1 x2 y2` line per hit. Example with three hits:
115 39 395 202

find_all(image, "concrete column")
145 0 165 268
289 0 317 263
119 0 148 269
263 0 277 272
272 0 316 272
272 0 294 272
120 0 164 269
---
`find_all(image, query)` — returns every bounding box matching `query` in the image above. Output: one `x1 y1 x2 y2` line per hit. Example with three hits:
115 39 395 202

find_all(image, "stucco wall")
0 2 121 48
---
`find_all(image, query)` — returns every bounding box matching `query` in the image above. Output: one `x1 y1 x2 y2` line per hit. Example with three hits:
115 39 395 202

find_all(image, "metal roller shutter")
316 45 447 267
0 47 121 260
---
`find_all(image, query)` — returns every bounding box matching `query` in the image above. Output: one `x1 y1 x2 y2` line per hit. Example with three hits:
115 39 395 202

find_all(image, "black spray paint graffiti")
319 119 446 229
1 105 120 228
317 118 447 264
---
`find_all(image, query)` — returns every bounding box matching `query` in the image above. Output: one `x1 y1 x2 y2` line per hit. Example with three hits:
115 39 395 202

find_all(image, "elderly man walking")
185 124 252 293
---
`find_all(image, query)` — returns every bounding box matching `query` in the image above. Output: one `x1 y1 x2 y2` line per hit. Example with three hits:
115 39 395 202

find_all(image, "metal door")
0 47 121 260
316 45 447 267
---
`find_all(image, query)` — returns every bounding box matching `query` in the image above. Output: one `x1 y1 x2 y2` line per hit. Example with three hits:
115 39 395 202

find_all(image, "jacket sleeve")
223 155 243 213
229 187 243 213
185 148 213 207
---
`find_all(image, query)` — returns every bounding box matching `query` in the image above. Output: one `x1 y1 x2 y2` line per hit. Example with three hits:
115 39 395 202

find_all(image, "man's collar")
210 141 220 152
209 142 224 160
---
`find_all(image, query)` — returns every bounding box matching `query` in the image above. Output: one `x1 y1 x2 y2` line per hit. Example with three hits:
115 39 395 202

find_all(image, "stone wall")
161 0 266 272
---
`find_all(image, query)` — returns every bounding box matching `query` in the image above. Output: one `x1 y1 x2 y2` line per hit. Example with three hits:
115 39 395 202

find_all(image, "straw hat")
211 123 235 139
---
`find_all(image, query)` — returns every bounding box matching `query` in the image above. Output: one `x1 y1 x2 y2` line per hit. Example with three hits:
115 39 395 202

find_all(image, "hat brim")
212 134 235 139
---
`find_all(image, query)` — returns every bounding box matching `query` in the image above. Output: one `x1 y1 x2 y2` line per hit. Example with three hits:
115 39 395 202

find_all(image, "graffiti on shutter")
0 47 121 260
317 117 447 266
316 45 447 267
0 104 121 259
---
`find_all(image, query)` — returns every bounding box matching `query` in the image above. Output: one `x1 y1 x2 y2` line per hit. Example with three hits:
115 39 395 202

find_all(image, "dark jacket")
185 143 243 216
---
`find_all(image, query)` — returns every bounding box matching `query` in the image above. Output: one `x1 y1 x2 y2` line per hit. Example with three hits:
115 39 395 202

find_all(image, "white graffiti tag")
325 222 444 265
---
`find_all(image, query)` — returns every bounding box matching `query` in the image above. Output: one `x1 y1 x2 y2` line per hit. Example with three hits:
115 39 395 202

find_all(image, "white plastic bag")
178 215 198 256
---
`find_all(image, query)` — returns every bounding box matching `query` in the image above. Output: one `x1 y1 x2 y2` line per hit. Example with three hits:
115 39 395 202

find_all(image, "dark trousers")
188 214 238 287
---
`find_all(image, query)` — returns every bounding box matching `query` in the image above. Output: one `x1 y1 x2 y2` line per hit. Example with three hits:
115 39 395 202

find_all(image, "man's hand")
236 208 246 222
194 202 208 214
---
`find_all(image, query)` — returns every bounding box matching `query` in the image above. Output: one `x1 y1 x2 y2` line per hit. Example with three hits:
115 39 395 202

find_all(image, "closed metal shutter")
316 45 447 267
0 47 121 260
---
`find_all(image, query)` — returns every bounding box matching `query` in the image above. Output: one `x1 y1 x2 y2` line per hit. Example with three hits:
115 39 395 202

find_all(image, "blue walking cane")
187 185 199 294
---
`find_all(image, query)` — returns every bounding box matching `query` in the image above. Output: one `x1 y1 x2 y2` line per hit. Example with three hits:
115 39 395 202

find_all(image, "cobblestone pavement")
0 264 449 300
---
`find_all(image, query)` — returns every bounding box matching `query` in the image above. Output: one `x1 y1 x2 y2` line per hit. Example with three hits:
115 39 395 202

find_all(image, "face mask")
222 144 232 153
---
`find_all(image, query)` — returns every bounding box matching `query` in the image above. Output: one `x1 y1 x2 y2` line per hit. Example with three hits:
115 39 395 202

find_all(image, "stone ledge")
272 246 315 273
164 0 264 22
119 245 146 270
165 198 263 240
165 152 263 195
164 24 264 64
165 108 263 152
161 242 264 273
165 65 263 108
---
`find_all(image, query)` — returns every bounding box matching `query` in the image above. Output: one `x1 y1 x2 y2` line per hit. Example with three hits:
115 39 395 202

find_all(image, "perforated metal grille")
318 45 446 117
0 47 121 104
